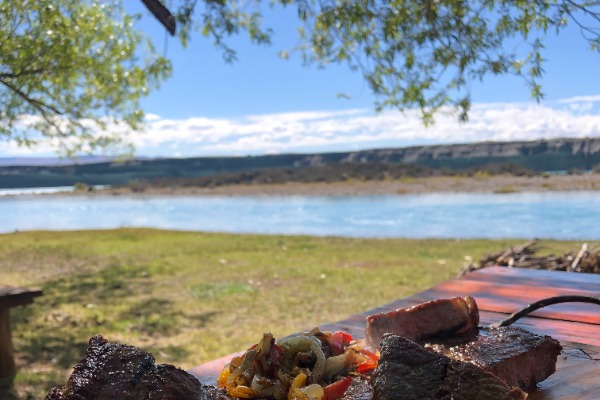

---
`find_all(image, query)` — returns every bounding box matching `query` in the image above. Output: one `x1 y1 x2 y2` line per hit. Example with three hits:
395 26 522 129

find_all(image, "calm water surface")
1 192 599 239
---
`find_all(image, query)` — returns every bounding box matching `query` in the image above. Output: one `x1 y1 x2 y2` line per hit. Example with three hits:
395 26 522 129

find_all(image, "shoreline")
2 174 599 198
77 174 600 197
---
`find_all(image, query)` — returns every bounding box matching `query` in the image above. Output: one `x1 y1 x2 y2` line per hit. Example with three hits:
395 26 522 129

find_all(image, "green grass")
0 229 582 399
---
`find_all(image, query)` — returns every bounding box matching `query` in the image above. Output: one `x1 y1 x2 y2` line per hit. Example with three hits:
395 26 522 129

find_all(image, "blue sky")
4 2 600 158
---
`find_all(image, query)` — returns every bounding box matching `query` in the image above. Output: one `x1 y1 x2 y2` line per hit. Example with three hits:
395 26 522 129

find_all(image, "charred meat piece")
366 296 479 349
46 335 207 400
200 384 236 400
426 326 562 391
339 376 373 400
373 334 527 400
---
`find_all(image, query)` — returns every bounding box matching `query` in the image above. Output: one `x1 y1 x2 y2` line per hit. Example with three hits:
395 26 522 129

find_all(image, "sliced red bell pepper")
356 349 378 373
323 376 353 400
328 331 354 356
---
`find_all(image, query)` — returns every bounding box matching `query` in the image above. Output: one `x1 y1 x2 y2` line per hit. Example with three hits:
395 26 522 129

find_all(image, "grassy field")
0 229 582 399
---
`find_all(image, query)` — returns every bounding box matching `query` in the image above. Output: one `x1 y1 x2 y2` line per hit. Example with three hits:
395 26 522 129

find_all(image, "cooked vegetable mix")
218 329 378 400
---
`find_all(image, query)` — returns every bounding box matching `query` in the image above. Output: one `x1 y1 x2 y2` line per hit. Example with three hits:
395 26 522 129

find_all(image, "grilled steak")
45 335 215 400
340 377 373 400
366 296 479 349
200 384 236 400
373 334 527 400
426 326 562 390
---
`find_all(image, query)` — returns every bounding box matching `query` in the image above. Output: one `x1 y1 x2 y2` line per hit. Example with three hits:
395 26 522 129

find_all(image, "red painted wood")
418 281 600 324
462 266 600 292
356 267 600 325
189 351 245 385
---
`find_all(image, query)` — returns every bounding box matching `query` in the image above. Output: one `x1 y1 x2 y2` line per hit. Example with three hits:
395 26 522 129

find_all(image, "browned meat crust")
426 327 562 390
339 376 373 400
373 334 527 400
45 335 204 400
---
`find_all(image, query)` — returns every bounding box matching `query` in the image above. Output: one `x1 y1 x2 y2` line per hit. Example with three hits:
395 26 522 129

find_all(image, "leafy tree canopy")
0 0 170 155
1 0 599 154
174 0 600 124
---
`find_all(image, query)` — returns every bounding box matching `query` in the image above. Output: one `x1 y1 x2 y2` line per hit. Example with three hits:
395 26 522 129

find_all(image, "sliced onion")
227 349 257 388
300 384 325 400
278 335 326 383
251 374 286 400
323 353 350 381
279 335 316 353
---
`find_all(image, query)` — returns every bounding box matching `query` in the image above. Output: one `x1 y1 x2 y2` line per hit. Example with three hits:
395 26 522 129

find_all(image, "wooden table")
0 285 43 378
189 267 600 399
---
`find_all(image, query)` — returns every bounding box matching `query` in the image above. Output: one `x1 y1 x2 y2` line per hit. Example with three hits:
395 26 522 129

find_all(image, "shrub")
73 182 89 191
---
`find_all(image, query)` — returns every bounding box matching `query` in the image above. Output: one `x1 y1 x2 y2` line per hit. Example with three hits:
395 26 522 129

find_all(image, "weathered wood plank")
529 342 600 400
354 267 600 325
475 265 600 285
0 285 43 379
460 266 600 292
417 280 600 324
0 308 15 379
0 285 43 308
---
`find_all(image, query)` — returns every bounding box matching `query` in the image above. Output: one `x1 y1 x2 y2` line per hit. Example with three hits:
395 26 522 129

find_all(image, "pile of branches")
459 239 600 276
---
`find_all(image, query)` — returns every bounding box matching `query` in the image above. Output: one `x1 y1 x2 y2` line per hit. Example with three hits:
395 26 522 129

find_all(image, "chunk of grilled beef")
426 326 562 391
339 376 373 400
373 334 527 400
200 384 236 400
366 296 479 350
45 335 208 400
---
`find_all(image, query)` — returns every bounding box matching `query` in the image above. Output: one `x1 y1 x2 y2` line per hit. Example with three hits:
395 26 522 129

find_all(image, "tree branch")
140 0 177 35
0 78 63 115
0 68 47 79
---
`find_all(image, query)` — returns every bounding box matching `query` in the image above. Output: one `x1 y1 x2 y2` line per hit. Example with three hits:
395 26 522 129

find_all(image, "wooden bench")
189 267 600 399
0 285 43 379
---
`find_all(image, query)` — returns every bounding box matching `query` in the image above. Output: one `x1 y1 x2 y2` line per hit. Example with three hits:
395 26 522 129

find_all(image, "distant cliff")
2 137 600 188
297 137 600 170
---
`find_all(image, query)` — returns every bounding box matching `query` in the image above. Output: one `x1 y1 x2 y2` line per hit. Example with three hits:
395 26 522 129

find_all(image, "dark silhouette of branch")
0 68 46 79
492 295 600 327
140 0 177 35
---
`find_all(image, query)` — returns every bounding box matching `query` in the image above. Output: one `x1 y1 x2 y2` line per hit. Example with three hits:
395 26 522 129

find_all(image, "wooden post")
0 307 16 379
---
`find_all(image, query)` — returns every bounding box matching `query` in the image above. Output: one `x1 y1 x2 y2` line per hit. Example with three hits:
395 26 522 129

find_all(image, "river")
1 191 599 239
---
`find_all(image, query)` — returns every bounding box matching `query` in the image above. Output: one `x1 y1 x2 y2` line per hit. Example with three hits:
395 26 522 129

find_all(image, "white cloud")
0 140 55 156
145 113 161 121
129 99 600 157
558 95 600 104
2 97 600 157
556 94 600 114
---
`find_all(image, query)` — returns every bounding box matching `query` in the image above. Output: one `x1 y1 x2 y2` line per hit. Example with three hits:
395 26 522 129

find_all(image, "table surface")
189 266 600 399
0 285 43 308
